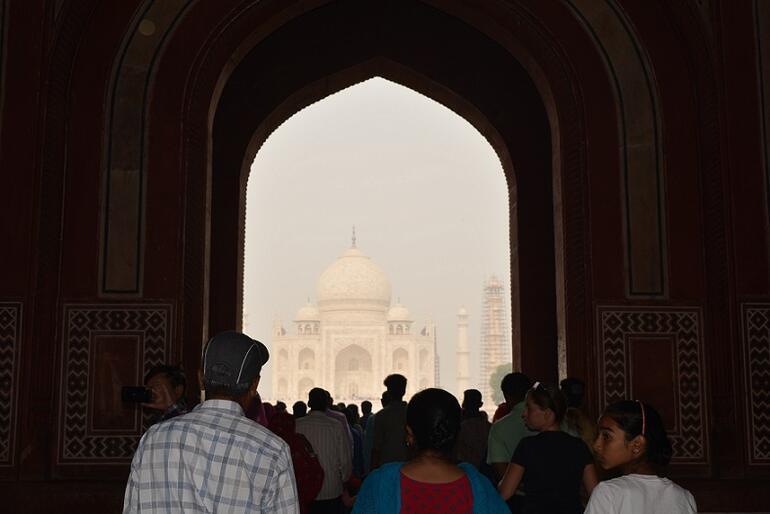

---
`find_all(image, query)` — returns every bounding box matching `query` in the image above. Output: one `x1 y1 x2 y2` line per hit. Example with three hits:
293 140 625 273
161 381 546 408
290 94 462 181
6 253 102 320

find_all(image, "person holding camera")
124 331 299 513
142 365 188 425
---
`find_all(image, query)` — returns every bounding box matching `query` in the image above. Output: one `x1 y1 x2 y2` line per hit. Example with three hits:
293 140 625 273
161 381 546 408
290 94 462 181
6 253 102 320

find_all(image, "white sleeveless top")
585 474 697 514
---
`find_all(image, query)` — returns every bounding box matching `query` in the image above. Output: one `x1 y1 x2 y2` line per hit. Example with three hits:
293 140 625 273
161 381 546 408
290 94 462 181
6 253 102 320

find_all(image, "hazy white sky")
243 77 511 400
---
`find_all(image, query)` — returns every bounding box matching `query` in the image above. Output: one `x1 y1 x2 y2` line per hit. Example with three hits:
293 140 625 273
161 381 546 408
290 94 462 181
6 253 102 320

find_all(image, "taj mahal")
271 236 437 406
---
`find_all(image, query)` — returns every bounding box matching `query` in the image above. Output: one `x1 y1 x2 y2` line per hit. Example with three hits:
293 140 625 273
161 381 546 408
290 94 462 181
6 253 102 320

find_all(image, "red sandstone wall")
0 0 768 511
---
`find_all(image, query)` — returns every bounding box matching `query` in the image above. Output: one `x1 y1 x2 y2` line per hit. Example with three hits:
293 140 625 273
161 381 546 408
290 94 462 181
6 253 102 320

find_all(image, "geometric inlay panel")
58 304 172 464
741 303 770 465
597 306 708 464
0 302 21 466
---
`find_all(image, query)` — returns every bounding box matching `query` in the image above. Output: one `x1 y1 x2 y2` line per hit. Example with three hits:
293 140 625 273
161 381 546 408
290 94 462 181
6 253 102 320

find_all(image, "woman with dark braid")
353 388 508 514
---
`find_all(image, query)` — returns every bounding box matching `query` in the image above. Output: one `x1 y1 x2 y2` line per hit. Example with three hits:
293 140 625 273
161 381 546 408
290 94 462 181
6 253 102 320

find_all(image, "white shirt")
296 410 353 500
585 474 697 514
123 399 299 514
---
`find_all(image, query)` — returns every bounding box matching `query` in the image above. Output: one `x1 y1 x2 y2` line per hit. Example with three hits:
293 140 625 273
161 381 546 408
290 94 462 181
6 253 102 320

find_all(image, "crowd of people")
123 331 698 513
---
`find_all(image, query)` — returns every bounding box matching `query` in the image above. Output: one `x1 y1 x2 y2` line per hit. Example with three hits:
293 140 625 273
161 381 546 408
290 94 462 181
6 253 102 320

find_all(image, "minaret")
456 306 470 398
479 275 510 407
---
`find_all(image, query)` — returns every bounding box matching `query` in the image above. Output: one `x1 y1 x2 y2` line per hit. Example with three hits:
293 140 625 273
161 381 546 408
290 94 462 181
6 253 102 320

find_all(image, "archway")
298 348 315 371
392 348 409 373
334 344 373 402
208 0 561 386
298 377 314 401
18 0 739 507
278 349 288 370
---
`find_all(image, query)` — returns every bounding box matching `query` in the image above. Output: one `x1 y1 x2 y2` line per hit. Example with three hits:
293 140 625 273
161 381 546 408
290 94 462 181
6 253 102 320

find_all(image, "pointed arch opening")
209 0 564 403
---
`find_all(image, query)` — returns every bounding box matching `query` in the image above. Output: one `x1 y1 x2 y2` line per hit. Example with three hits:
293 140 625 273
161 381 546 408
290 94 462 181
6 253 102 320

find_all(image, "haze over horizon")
243 77 512 401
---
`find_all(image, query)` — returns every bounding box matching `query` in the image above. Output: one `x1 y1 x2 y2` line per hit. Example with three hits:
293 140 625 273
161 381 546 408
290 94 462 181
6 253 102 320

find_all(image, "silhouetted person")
325 390 353 450
371 374 408 469
364 391 391 474
294 400 308 418
454 389 491 468
296 388 352 514
269 412 325 514
360 400 373 429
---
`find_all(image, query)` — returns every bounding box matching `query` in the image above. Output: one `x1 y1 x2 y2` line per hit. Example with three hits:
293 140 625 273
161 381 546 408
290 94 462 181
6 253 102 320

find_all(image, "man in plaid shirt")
124 331 299 513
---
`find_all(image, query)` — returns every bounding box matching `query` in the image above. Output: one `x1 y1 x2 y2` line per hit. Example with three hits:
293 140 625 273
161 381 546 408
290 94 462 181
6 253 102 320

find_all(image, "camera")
121 386 152 403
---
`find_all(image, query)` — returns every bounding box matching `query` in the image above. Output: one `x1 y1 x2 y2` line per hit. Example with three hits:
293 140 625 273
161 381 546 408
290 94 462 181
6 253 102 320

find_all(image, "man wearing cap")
124 331 299 514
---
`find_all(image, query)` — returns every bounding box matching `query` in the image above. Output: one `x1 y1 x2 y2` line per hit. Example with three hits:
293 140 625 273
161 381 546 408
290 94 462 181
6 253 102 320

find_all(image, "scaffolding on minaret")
479 275 511 408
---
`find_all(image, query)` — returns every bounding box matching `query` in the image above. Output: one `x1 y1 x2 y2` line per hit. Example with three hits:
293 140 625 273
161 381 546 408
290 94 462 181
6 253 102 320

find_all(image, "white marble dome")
295 302 320 320
317 247 392 309
387 303 411 320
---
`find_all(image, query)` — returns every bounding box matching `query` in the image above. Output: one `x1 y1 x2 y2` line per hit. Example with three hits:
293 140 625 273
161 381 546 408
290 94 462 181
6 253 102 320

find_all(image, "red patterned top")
399 472 473 514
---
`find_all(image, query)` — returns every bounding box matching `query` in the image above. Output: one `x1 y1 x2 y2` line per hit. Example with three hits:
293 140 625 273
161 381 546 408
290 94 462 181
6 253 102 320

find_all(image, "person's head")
560 377 585 409
462 389 483 412
361 400 373 415
380 390 392 408
308 388 328 411
593 400 672 472
500 372 532 405
384 374 407 400
144 365 186 403
523 382 566 431
344 406 359 426
347 403 359 416
406 388 462 458
336 402 346 411
199 331 269 410
275 400 287 413
292 400 307 418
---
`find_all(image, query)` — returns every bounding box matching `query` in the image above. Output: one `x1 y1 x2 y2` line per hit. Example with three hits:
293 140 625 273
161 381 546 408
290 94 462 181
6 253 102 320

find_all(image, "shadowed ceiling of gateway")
1 0 769 511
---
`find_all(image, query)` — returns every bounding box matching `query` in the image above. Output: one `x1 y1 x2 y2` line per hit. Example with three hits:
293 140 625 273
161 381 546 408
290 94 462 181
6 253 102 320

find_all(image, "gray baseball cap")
202 331 269 391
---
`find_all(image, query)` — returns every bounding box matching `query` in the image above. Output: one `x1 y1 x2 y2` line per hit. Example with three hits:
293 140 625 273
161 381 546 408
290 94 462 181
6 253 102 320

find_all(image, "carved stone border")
741 303 770 465
57 304 171 464
597 306 708 464
0 302 21 466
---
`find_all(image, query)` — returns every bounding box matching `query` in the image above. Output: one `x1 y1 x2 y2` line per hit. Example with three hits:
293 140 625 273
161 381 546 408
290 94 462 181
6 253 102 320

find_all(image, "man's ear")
173 384 184 400
250 375 261 396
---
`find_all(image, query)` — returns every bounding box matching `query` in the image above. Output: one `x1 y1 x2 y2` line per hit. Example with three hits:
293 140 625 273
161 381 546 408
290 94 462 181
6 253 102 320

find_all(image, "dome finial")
351 225 357 248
